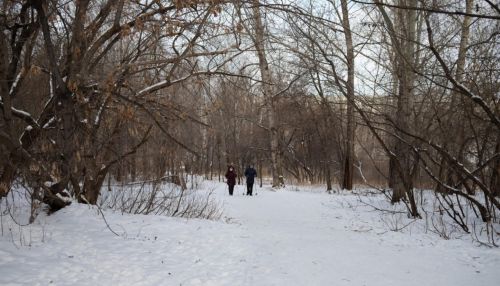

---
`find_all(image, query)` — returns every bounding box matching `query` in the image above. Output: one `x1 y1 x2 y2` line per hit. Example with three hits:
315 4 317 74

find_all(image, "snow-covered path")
1 182 499 285
222 186 498 286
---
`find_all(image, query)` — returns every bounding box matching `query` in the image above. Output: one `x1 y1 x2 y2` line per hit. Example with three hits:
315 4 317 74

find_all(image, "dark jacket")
225 168 237 186
244 167 257 184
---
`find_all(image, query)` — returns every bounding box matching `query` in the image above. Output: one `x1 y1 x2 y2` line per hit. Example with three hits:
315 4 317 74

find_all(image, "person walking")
225 165 237 196
244 165 257 196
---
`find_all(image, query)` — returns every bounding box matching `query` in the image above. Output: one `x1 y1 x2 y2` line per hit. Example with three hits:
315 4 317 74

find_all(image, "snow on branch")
0 100 40 129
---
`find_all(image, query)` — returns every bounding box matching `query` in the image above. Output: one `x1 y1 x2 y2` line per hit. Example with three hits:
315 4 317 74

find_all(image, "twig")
80 195 120 237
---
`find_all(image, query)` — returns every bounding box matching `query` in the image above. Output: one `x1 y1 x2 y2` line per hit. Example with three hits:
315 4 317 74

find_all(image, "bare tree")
1 0 240 210
339 0 356 190
247 0 285 188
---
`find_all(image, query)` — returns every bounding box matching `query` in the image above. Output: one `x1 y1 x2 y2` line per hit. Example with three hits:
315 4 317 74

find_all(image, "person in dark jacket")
244 165 257 196
225 165 237 196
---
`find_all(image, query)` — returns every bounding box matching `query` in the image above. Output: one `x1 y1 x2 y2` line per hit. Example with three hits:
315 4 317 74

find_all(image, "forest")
1 0 499 241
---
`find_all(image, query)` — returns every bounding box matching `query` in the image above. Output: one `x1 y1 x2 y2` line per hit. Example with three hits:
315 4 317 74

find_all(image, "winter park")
1 0 500 285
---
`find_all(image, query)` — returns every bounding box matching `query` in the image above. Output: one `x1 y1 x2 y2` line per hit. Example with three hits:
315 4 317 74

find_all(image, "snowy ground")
1 181 499 285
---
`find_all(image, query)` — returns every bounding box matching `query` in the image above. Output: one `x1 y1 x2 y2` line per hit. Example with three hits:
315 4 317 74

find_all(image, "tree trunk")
325 162 332 191
376 0 420 217
0 28 14 198
340 0 355 191
259 157 263 188
492 134 500 197
252 0 284 188
447 0 474 194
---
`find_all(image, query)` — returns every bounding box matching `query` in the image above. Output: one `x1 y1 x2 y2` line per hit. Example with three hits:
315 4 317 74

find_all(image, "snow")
137 80 169 96
43 117 56 129
49 73 54 98
11 107 32 118
94 100 107 126
9 72 22 96
1 181 499 285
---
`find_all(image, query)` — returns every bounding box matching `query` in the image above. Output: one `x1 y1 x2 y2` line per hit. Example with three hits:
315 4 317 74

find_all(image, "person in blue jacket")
244 165 257 196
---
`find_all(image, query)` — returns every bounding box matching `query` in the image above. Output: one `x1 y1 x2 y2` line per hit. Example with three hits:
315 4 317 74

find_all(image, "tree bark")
376 0 420 217
252 0 284 188
445 0 474 194
325 162 332 191
0 28 13 198
340 0 355 191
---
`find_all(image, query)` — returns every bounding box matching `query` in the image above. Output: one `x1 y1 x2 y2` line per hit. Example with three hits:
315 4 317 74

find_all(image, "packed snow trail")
0 182 499 285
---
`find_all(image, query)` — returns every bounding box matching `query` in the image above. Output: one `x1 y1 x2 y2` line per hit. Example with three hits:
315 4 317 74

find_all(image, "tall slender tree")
340 0 356 191
375 0 420 217
251 0 284 188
